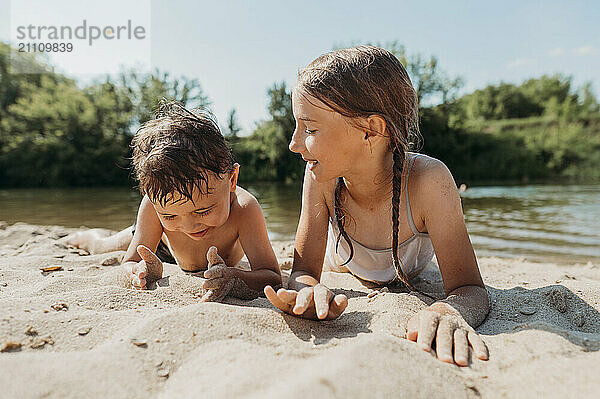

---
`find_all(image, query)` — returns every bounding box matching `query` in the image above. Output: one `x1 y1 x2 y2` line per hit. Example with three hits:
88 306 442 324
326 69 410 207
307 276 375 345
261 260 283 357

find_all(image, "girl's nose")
289 128 304 154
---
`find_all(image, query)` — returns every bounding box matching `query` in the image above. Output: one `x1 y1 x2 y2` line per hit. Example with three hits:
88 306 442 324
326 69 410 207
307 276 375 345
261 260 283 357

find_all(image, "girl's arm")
264 165 348 319
406 157 489 366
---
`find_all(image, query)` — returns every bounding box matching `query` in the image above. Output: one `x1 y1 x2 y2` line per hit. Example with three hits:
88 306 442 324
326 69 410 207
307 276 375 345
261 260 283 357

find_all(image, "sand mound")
1 223 599 398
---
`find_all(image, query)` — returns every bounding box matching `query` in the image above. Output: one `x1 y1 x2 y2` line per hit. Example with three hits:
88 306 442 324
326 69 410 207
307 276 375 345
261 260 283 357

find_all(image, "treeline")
0 42 208 186
1 41 599 187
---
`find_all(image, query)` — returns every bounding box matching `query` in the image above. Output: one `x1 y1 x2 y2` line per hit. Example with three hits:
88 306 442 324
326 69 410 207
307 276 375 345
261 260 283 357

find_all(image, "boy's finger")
264 286 291 312
206 246 225 266
203 277 227 290
136 245 161 266
326 294 348 320
313 284 332 320
293 287 314 315
203 265 224 279
133 262 147 279
131 275 141 287
200 288 223 303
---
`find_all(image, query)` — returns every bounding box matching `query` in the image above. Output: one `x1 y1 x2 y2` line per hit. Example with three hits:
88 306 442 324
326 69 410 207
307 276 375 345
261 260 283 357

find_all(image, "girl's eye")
162 215 176 220
304 128 317 134
194 209 212 217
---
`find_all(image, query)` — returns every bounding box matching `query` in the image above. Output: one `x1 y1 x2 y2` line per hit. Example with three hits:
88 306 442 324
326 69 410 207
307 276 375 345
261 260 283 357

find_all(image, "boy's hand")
201 246 236 302
128 245 163 289
406 302 489 367
264 284 348 320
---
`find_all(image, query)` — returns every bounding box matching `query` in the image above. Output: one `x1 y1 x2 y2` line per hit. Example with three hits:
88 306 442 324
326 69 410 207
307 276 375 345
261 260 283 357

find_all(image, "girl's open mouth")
307 160 319 170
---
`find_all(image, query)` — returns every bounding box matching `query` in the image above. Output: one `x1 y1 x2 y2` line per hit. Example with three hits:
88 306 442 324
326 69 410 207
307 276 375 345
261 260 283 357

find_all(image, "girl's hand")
201 246 236 302
406 302 489 366
264 284 348 320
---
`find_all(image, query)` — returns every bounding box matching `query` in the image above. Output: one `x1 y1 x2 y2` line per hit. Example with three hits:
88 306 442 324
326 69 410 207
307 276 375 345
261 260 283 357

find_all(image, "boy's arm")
234 196 282 291
201 196 281 301
121 195 165 287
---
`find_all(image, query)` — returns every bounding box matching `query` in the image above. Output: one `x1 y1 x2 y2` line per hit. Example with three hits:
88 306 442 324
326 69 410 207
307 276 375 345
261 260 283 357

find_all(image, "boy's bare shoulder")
230 186 262 215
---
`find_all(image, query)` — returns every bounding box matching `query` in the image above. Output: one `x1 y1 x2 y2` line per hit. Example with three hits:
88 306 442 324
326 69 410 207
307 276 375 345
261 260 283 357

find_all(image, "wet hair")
295 45 421 289
131 100 235 206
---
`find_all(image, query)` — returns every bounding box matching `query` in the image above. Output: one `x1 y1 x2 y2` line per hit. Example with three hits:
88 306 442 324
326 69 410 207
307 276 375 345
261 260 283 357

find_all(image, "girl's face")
152 165 239 240
289 90 366 182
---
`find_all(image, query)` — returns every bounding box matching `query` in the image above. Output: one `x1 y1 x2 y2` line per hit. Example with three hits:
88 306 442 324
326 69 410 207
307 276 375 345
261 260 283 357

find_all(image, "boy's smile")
151 165 240 240
188 227 211 238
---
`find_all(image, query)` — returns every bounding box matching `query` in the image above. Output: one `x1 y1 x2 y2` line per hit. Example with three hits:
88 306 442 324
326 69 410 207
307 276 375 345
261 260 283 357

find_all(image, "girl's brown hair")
295 45 421 289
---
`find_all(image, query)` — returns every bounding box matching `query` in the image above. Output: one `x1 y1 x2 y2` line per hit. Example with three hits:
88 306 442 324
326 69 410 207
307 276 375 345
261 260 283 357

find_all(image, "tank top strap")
405 154 420 235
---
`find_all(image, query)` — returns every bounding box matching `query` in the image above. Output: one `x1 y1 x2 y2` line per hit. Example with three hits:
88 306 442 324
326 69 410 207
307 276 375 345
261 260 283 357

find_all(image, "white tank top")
323 154 435 283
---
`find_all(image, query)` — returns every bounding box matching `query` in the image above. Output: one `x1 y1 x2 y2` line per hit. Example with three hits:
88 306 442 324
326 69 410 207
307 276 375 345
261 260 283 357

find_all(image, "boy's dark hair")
131 100 235 206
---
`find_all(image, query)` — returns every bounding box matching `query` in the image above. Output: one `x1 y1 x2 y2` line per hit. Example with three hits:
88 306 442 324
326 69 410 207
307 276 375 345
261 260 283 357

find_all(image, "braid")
334 177 354 266
392 149 414 290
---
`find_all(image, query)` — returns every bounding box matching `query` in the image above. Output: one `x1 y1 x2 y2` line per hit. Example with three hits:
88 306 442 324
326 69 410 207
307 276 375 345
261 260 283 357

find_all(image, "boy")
67 101 281 300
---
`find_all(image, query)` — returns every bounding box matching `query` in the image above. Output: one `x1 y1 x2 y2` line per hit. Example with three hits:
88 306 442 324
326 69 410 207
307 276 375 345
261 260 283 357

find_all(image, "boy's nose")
181 217 202 233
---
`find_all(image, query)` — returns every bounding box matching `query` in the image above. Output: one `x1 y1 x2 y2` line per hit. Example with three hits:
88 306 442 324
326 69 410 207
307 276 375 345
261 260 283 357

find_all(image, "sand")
1 221 599 398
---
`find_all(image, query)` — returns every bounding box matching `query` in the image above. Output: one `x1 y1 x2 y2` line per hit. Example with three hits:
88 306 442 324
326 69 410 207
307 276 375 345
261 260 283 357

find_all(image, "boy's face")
151 164 240 240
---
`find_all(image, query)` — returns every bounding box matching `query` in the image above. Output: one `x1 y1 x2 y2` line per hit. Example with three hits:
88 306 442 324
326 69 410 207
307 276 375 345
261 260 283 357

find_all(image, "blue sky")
1 0 598 134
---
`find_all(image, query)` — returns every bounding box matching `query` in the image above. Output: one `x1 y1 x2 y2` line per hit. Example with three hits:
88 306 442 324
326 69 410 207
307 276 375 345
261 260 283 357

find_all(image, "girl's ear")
365 114 386 138
229 163 240 192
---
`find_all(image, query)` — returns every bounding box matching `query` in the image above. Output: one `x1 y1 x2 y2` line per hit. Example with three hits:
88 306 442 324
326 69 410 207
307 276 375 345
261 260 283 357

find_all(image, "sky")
1 0 599 134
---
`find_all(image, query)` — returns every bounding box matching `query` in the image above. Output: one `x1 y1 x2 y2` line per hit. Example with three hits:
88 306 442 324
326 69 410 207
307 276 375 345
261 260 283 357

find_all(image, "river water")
1 183 598 264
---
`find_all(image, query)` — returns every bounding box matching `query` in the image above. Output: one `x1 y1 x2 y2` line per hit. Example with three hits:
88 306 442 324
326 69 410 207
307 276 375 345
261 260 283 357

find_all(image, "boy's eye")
162 215 176 220
304 128 317 134
194 209 212 217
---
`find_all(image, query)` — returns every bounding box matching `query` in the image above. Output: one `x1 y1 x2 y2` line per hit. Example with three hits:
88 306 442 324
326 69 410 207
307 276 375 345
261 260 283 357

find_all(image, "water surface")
1 183 598 264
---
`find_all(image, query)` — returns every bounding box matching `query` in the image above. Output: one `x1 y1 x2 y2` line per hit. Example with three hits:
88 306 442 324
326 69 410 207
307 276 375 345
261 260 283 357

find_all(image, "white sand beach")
1 222 599 398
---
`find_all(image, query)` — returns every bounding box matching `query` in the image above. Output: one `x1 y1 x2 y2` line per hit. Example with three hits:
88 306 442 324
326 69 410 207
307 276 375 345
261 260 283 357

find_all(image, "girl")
264 46 489 367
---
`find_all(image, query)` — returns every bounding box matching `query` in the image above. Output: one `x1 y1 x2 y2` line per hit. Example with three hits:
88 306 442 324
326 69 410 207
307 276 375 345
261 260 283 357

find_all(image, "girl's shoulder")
406 152 461 213
407 152 455 187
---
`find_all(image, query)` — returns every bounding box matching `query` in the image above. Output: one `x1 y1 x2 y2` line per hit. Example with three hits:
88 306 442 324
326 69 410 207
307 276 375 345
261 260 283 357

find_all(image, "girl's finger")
313 284 332 320
325 294 348 320
264 286 291 312
276 288 298 306
406 315 419 341
453 329 469 367
468 331 489 360
203 277 227 290
293 287 314 315
416 311 440 352
435 318 455 364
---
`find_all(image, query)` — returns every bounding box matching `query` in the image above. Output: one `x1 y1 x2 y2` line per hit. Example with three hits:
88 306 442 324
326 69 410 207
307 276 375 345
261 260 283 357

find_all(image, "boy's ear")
229 163 240 192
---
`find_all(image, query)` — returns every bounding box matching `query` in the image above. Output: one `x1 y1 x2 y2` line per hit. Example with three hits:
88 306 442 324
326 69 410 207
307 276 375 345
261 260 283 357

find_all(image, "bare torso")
160 188 250 271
